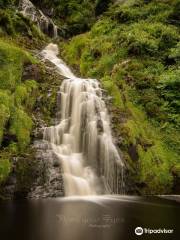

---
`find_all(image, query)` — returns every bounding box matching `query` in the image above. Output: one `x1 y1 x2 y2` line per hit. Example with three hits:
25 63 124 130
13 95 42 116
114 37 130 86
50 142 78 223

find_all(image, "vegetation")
62 0 180 194
0 40 38 184
0 157 11 184
31 0 113 36
0 0 179 195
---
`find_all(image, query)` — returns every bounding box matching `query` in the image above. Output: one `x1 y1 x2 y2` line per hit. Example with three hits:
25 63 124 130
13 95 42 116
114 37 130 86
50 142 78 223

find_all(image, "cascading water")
41 44 124 196
19 0 58 38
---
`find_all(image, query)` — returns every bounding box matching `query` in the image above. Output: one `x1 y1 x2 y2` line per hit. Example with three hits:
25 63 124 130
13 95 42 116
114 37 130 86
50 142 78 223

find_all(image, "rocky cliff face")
0 51 65 200
18 0 58 38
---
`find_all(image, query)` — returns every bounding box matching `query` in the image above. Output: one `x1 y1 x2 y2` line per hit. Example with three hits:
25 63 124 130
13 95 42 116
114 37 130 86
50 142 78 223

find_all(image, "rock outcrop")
19 0 58 38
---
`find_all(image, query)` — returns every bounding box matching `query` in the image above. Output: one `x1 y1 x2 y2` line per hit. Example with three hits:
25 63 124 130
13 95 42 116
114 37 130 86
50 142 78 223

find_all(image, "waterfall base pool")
0 196 179 240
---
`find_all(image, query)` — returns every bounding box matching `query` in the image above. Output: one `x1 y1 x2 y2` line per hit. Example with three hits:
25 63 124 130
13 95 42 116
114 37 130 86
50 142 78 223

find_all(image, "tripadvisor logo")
135 227 174 235
135 227 143 236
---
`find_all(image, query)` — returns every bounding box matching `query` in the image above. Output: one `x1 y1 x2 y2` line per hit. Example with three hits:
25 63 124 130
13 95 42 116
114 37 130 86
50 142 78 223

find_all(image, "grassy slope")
0 2 46 186
62 0 180 194
0 40 38 184
0 0 179 195
0 5 63 191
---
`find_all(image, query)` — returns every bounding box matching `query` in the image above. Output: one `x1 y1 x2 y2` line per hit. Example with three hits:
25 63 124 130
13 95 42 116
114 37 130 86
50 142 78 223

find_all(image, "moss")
110 0 174 24
9 108 33 150
14 80 38 109
1 0 178 194
0 40 38 153
0 9 15 35
169 41 180 64
0 8 46 40
101 76 124 108
172 164 180 178
7 142 18 154
33 61 64 126
120 102 179 193
62 33 90 66
62 0 180 193
96 54 117 76
0 104 10 144
14 84 28 106
64 15 179 193
15 148 37 193
0 157 11 184
91 18 116 37
0 90 12 144
80 48 96 76
0 40 40 188
137 144 174 194
0 40 36 90
32 0 97 36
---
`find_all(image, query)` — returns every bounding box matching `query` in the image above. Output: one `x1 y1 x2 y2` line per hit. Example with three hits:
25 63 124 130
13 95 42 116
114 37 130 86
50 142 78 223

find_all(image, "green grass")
0 40 38 184
62 0 180 194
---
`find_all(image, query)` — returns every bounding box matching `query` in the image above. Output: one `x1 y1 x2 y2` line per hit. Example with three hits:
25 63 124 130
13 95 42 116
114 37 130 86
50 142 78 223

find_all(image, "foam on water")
41 44 124 196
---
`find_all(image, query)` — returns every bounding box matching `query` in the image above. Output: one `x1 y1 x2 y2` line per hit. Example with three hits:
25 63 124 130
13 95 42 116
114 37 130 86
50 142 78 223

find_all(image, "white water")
41 44 124 196
19 0 58 38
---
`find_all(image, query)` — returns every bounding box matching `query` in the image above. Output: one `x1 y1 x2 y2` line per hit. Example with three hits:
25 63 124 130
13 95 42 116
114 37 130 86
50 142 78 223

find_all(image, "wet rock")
32 127 44 140
28 140 64 198
53 159 60 168
5 175 17 186
97 118 104 134
128 144 139 162
22 64 40 81
19 0 58 38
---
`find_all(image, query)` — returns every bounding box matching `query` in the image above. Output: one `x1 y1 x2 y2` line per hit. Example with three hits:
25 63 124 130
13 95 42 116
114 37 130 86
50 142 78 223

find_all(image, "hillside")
0 0 179 198
61 0 180 194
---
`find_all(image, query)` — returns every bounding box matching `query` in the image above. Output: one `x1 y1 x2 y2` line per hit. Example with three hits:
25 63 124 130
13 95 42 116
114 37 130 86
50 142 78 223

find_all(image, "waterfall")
19 0 58 38
41 44 124 196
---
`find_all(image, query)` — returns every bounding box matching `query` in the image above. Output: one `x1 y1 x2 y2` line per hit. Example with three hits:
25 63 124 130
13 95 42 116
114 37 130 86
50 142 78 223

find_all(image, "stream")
0 196 179 240
1 44 179 240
